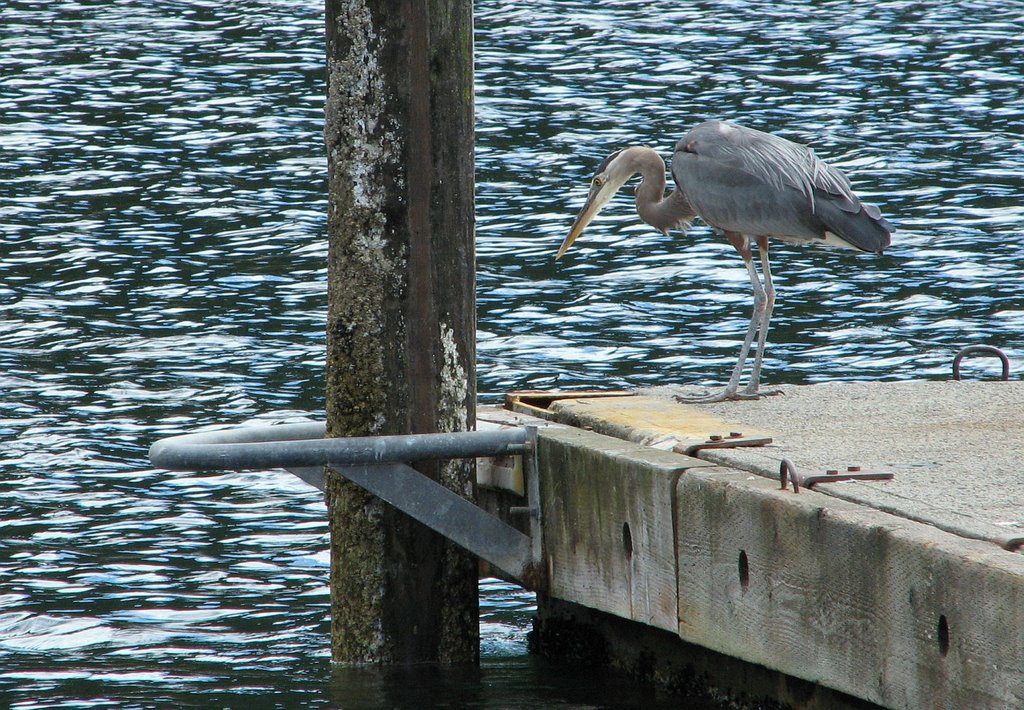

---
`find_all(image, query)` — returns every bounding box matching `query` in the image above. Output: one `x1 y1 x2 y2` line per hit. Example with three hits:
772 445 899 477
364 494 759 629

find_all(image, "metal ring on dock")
951 345 1010 381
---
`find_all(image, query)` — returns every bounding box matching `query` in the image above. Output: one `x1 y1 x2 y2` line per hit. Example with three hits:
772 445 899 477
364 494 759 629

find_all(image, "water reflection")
1 0 1023 706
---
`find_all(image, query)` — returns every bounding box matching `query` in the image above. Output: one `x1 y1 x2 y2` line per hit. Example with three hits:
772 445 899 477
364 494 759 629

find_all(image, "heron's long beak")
555 182 618 260
555 212 589 260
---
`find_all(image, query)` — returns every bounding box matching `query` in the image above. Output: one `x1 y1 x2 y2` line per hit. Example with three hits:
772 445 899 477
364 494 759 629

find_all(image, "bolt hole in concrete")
622 522 633 560
938 614 950 656
738 550 750 590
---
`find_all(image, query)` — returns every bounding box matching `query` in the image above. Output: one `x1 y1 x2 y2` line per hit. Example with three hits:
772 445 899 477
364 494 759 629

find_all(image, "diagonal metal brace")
328 463 539 588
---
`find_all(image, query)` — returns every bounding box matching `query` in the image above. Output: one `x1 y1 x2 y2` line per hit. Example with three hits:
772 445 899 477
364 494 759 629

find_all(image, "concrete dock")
480 381 1024 709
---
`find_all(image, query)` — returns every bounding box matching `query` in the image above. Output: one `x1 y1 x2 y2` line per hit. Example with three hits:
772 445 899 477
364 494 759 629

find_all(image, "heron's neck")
630 148 694 234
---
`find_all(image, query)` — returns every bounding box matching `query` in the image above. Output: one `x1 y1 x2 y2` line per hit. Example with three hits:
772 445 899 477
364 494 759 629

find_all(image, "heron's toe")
738 387 784 399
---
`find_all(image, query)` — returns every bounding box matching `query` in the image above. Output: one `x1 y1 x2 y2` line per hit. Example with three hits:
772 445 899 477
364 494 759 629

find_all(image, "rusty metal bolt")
709 434 723 442
847 465 861 473
826 469 839 475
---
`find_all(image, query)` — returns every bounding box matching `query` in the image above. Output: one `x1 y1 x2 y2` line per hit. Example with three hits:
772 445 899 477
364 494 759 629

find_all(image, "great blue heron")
556 120 892 402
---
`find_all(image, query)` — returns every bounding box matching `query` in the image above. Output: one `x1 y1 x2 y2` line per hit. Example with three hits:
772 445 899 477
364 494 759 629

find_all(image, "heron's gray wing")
676 121 856 205
672 121 891 252
671 153 823 240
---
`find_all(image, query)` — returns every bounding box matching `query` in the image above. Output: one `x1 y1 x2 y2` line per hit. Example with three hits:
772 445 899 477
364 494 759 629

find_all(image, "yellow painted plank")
548 394 774 451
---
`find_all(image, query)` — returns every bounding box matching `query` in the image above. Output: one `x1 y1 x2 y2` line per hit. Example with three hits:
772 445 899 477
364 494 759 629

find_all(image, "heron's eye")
592 176 604 187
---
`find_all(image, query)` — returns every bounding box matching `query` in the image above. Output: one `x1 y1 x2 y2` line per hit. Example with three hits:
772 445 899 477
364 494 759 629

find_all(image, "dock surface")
489 381 1024 709
648 381 1020 547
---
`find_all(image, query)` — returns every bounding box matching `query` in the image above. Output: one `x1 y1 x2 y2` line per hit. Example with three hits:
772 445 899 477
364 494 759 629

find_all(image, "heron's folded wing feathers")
673 121 891 252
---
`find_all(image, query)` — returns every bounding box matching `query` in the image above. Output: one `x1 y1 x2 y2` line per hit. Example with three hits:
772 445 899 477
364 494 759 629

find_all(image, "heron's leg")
722 250 764 393
677 232 765 403
742 236 777 396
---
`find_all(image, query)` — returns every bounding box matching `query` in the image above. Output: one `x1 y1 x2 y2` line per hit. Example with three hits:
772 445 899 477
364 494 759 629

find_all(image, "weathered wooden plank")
676 465 1024 709
538 426 716 632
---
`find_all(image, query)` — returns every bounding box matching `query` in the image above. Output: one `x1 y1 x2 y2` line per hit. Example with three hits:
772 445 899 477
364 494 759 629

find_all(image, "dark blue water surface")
1 0 1022 706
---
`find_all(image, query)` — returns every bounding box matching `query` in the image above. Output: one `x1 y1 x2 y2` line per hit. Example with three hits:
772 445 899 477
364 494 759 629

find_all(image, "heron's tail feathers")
815 195 892 254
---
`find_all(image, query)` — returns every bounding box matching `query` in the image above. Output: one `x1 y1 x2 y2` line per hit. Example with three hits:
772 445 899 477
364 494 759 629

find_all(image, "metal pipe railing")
149 422 533 472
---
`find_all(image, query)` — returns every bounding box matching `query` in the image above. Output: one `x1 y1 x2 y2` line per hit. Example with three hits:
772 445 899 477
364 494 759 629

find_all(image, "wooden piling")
323 0 476 664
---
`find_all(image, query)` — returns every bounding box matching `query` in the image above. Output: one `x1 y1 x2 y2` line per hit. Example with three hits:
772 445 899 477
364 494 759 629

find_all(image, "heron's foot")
739 386 784 399
675 385 783 403
674 386 739 404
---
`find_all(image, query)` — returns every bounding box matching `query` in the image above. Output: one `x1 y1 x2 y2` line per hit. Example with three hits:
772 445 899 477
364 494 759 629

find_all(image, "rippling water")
476 1 1024 392
1 0 1022 706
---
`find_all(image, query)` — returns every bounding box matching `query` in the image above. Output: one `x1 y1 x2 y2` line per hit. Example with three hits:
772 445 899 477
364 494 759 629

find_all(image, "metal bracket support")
149 422 546 589
678 432 773 457
779 458 894 493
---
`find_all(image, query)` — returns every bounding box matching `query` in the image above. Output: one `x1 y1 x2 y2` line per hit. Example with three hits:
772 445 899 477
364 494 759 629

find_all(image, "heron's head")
555 149 635 259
